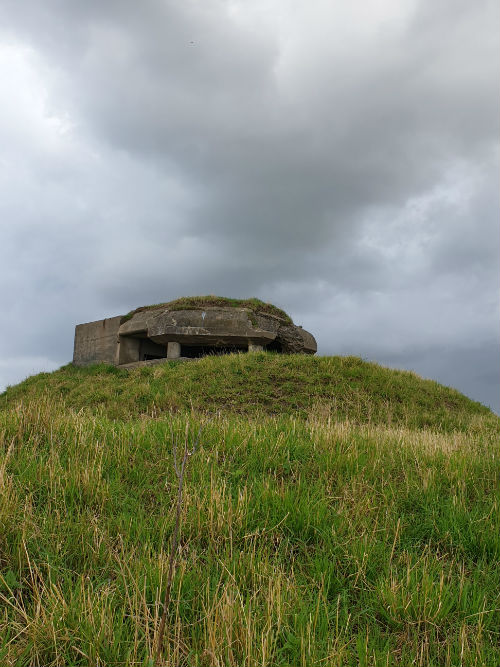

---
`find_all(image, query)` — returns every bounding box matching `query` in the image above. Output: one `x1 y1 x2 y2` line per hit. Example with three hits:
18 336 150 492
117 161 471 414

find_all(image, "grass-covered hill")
1 354 499 666
1 354 494 431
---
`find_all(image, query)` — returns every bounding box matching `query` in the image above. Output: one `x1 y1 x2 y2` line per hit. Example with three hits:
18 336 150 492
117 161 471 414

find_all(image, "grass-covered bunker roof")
122 296 293 324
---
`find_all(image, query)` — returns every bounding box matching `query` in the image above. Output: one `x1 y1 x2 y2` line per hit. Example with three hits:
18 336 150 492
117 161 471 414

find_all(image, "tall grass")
1 395 498 666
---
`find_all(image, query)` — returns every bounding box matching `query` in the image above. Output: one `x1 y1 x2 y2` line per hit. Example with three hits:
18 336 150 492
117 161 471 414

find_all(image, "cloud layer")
1 0 498 410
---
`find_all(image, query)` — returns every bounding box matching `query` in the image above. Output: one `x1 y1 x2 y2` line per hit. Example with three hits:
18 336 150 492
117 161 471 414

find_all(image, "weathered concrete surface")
167 341 181 359
116 336 140 365
73 316 122 366
143 308 276 347
116 337 165 365
73 305 317 367
274 324 317 354
120 307 317 354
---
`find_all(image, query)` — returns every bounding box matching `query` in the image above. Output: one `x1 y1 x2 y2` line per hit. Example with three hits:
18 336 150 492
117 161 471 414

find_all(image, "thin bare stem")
154 422 201 666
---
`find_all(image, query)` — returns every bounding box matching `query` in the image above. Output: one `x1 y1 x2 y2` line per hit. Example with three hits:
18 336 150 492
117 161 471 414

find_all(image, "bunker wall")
73 316 122 366
117 336 141 365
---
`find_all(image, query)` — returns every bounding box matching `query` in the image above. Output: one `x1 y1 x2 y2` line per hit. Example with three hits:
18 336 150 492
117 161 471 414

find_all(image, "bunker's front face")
73 304 317 367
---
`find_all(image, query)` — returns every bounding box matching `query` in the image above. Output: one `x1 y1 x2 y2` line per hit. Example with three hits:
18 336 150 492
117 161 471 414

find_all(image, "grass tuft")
120 295 293 323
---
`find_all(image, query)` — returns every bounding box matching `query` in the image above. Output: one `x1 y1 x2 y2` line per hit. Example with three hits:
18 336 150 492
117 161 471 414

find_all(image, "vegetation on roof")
121 295 293 323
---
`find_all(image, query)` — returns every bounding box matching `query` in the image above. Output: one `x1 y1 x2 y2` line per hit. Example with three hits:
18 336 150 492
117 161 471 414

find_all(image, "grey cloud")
374 342 500 415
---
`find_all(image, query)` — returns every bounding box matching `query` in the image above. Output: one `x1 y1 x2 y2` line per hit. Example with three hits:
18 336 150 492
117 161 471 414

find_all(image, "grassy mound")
0 355 499 665
1 354 495 432
122 295 293 323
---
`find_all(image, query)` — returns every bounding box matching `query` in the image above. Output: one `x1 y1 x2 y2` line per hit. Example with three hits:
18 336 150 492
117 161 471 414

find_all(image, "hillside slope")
1 354 495 432
0 355 499 666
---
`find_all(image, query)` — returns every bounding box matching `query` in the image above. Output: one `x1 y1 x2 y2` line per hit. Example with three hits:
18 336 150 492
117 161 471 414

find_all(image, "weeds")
0 394 498 665
155 422 201 665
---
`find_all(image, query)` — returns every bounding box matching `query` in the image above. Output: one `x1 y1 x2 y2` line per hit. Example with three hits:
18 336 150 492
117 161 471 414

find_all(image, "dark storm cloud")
0 0 498 410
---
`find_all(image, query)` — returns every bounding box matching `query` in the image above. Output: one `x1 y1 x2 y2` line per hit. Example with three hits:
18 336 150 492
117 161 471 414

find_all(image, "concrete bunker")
73 297 317 368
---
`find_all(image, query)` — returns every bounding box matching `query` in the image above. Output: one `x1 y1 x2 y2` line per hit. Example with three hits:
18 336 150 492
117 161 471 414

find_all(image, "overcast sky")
0 0 498 411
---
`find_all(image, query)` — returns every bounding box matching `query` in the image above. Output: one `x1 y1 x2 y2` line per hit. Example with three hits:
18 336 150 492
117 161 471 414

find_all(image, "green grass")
0 355 499 665
1 354 494 431
121 296 293 323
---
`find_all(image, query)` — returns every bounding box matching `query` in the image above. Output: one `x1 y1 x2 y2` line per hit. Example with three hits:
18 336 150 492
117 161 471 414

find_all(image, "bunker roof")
121 296 293 324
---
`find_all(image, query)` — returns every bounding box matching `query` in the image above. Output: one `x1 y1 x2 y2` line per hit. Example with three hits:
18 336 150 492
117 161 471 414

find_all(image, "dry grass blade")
154 422 202 666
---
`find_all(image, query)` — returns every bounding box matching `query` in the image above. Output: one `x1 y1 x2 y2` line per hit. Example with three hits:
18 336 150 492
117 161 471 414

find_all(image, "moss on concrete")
121 296 293 324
